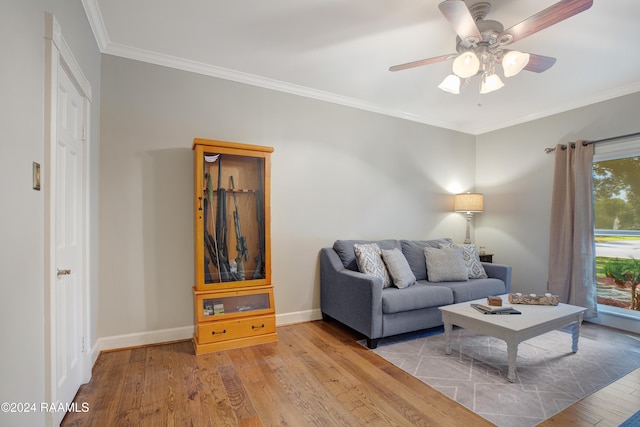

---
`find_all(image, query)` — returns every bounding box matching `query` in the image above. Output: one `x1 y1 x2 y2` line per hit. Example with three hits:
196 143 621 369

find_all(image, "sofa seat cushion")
381 283 454 314
333 239 402 271
432 278 507 304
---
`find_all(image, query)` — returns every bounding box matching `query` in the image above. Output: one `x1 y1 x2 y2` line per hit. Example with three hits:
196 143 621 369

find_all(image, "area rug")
368 327 640 427
620 409 640 427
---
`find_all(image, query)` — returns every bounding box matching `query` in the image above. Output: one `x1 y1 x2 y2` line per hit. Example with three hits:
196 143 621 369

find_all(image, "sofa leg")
321 313 332 322
366 338 379 349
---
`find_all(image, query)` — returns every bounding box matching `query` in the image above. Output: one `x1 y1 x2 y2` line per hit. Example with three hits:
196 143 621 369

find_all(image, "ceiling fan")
389 0 593 94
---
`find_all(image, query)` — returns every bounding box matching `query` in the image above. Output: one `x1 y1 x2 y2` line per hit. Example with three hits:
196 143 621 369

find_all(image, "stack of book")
471 303 521 315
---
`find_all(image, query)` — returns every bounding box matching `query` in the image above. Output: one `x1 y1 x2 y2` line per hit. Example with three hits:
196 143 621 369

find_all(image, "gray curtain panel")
547 142 598 318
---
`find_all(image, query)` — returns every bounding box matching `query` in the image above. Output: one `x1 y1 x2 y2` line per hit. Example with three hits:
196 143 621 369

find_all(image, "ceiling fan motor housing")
468 2 491 20
455 10 509 76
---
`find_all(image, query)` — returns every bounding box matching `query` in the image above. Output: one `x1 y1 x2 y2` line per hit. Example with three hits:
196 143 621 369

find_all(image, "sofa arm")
482 262 512 294
320 248 384 340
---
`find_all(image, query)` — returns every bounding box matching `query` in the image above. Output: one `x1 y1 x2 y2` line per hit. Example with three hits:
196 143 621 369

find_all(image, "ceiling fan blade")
499 0 593 44
523 53 557 73
389 54 454 72
438 0 482 46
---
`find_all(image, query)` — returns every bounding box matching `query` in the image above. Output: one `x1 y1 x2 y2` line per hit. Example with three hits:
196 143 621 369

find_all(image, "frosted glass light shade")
452 52 480 78
503 50 530 77
438 75 460 94
480 74 504 94
453 193 484 212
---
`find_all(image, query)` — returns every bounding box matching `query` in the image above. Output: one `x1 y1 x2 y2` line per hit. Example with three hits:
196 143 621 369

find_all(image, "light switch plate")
33 162 40 191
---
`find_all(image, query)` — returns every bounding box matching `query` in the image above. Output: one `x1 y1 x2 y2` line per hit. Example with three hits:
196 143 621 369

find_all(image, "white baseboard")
91 325 193 361
90 309 324 362
276 308 323 326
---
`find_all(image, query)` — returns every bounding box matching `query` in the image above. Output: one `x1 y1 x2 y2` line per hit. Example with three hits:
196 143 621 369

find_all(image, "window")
593 138 640 316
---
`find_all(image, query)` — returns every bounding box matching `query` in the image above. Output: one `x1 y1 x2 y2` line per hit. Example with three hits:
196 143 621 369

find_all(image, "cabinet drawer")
197 315 275 344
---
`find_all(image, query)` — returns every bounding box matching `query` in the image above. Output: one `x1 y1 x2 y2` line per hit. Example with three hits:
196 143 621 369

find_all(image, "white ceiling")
83 0 640 135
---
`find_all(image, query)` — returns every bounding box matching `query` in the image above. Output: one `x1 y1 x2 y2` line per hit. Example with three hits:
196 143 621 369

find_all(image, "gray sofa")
320 238 512 348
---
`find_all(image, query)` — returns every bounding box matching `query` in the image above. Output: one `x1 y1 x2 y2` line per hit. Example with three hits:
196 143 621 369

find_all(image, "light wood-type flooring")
62 320 640 426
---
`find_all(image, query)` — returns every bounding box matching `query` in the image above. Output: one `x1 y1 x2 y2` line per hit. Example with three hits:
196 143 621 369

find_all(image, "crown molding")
101 41 462 132
81 0 109 51
470 81 640 135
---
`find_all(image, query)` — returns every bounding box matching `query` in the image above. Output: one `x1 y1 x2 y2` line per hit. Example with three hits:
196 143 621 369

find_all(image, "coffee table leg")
571 313 584 353
507 342 518 382
444 321 452 355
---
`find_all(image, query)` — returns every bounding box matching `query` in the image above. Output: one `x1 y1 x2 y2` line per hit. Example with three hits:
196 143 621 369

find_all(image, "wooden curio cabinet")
192 138 277 354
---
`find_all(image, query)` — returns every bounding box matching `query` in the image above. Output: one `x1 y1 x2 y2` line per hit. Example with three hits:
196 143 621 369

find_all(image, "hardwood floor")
62 321 640 426
540 368 640 427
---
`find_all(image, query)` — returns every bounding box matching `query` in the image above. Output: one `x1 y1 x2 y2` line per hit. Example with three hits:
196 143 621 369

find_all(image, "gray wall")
99 55 477 337
476 91 640 294
0 1 100 426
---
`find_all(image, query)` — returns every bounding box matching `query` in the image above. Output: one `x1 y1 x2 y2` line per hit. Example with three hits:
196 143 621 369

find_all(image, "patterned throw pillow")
423 247 469 282
354 243 392 288
439 243 488 279
381 248 416 289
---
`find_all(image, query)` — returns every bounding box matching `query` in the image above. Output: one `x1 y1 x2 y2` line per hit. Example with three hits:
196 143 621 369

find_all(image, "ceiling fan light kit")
390 0 593 96
503 50 530 77
480 73 504 94
438 74 461 94
452 51 480 78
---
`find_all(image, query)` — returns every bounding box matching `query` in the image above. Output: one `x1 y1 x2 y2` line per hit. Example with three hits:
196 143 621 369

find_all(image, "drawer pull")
211 329 227 335
252 324 265 330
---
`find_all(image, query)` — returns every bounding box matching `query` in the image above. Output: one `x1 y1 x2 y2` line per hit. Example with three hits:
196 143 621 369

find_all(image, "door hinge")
81 336 86 353
81 127 87 141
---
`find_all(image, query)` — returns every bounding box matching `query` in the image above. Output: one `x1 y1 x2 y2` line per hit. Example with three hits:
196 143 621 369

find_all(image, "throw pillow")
439 243 488 279
381 248 416 289
354 243 392 288
423 247 469 282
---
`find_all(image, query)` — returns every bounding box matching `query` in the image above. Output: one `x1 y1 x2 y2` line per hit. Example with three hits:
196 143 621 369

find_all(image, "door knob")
57 269 71 278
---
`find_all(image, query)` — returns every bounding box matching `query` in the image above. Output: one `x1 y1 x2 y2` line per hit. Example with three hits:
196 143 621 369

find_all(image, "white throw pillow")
354 243 392 288
439 243 488 279
423 247 469 282
381 248 416 289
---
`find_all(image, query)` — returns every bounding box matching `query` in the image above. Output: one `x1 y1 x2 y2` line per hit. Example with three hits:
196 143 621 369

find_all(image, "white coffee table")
439 295 586 382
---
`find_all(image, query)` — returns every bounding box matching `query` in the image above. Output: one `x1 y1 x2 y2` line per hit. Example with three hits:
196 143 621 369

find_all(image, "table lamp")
453 192 484 244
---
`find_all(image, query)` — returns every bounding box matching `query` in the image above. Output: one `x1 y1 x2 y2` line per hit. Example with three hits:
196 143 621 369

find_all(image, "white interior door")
45 14 92 426
53 59 86 418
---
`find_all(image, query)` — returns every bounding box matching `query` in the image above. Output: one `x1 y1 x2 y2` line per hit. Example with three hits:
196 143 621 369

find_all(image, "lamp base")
464 212 473 244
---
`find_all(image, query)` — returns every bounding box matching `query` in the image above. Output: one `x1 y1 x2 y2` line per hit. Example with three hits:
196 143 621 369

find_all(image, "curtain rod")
544 131 640 153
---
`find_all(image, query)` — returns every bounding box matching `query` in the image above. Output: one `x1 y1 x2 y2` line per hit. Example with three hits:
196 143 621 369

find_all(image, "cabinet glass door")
196 289 274 322
201 293 271 317
200 152 266 284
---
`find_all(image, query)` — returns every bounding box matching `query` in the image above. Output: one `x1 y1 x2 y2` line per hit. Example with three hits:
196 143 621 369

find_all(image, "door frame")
44 13 92 425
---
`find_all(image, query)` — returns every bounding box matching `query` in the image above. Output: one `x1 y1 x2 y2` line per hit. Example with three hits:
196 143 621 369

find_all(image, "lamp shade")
453 193 484 212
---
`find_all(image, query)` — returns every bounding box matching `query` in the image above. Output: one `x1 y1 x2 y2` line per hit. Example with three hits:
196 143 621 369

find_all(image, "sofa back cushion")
333 239 402 271
400 238 453 280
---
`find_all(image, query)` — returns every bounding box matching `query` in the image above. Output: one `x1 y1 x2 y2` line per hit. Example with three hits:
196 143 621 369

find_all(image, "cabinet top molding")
193 138 274 153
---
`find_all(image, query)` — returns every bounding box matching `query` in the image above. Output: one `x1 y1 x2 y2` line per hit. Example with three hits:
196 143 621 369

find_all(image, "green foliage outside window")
593 156 640 230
